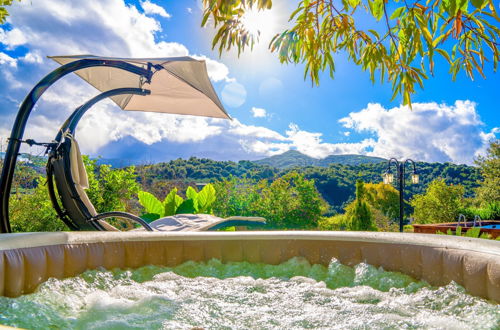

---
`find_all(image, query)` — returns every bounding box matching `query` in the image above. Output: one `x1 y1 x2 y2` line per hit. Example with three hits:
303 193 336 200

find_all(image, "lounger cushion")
137 214 266 231
69 137 89 189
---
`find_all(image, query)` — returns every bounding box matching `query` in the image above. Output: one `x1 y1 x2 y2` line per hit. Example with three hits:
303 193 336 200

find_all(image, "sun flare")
240 7 279 43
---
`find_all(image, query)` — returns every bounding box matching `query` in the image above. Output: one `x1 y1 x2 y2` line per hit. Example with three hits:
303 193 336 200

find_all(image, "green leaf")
390 7 405 20
348 0 361 7
465 227 481 238
436 48 451 63
442 0 458 16
137 191 163 217
422 27 433 45
458 0 469 12
201 12 210 27
186 186 198 201
163 188 183 216
432 34 446 47
140 213 160 223
456 226 462 236
368 0 384 21
470 0 485 9
186 186 199 211
163 189 179 216
197 183 216 213
176 199 197 214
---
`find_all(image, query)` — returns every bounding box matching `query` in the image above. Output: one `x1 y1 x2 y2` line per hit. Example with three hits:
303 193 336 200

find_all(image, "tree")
213 177 262 218
257 172 328 228
345 180 376 230
411 178 464 223
364 182 399 220
474 140 500 204
213 172 327 229
202 0 500 106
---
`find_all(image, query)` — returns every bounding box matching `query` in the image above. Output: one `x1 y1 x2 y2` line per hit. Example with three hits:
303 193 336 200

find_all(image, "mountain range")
253 150 386 168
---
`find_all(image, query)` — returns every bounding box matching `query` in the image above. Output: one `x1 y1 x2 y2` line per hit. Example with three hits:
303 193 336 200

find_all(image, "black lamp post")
383 158 419 232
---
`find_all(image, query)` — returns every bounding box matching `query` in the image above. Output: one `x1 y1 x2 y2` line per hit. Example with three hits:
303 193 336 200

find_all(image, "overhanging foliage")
202 0 500 106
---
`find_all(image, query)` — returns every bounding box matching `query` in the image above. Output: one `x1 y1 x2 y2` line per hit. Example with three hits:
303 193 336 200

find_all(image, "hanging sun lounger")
47 133 153 231
35 55 264 232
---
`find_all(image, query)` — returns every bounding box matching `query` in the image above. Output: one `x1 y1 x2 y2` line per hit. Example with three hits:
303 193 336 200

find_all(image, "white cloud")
1 1 496 164
20 52 43 64
12 97 497 163
251 107 267 118
0 28 27 49
0 0 187 58
0 52 17 67
228 119 285 140
141 0 171 18
339 101 498 164
284 123 375 159
0 0 237 148
193 55 234 82
187 7 193 14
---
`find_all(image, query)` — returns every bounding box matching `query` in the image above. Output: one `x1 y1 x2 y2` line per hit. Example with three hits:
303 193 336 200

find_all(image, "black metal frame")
385 158 417 232
0 59 157 233
55 87 151 142
46 87 153 232
92 212 153 231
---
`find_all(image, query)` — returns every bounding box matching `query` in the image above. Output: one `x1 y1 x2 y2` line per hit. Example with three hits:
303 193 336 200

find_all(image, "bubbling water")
0 257 499 329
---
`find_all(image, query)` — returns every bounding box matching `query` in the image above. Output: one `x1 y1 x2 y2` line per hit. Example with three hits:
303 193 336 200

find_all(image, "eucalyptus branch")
202 0 500 106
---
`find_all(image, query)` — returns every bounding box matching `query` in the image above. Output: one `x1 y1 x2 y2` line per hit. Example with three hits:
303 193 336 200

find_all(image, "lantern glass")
412 173 419 184
383 172 394 184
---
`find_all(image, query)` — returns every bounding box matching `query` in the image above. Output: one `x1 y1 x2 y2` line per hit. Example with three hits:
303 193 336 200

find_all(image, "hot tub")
0 231 498 303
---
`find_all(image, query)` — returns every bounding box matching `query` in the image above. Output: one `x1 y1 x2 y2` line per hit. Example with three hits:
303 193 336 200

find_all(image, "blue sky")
0 0 498 165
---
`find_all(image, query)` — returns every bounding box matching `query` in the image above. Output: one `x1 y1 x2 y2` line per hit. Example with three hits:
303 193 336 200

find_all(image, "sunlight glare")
241 7 278 43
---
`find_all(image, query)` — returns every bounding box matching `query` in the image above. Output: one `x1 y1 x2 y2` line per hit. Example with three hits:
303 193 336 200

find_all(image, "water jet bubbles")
0 259 498 329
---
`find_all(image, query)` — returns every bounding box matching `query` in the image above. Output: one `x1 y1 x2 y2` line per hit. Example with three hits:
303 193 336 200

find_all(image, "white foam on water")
0 257 498 329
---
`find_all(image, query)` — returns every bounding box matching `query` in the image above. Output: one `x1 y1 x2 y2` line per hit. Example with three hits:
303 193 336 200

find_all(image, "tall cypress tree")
346 180 376 231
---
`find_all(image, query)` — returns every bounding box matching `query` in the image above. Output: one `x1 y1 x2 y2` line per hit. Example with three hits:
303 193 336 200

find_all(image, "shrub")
137 184 217 221
460 202 500 221
10 177 69 232
9 157 141 232
83 156 140 213
318 214 348 230
411 179 465 224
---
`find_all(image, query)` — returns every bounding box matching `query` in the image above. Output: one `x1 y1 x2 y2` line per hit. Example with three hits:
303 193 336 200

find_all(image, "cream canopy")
49 55 230 119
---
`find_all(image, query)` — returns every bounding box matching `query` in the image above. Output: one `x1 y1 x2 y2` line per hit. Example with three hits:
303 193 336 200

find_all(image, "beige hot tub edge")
0 231 499 302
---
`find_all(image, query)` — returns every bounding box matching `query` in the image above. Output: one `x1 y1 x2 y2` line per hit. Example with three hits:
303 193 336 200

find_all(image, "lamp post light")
383 158 419 232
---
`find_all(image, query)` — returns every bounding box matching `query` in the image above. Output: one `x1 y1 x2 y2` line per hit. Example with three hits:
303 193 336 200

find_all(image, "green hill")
254 150 386 168
9 151 481 216
318 154 386 166
253 150 317 168
133 156 480 214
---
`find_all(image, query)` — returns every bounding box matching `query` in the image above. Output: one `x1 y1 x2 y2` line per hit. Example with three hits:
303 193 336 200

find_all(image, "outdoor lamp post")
383 158 419 232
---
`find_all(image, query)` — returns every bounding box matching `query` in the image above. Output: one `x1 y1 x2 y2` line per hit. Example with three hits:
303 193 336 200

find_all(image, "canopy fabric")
49 55 230 119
